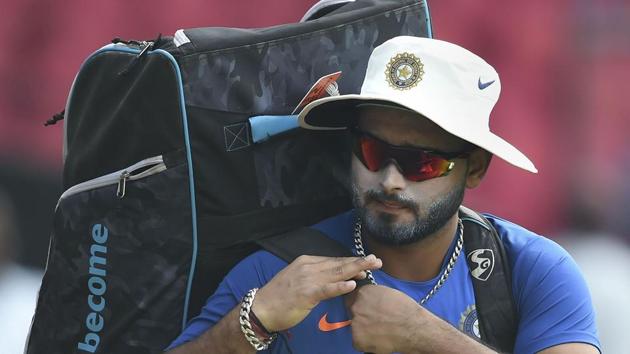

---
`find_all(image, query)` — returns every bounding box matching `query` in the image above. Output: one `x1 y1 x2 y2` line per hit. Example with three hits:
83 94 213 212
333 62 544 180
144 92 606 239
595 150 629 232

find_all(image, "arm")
166 306 255 354
166 254 382 353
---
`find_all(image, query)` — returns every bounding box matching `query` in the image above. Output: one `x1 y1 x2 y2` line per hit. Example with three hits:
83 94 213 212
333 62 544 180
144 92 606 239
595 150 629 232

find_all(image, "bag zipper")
58 155 167 202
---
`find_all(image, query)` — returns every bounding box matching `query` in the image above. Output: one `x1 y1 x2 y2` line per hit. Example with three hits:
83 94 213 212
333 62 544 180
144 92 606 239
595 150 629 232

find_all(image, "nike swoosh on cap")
478 78 495 90
318 313 352 332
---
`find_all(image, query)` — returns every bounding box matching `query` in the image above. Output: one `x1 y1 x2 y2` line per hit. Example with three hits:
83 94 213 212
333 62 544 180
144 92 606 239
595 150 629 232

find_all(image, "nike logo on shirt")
318 313 351 332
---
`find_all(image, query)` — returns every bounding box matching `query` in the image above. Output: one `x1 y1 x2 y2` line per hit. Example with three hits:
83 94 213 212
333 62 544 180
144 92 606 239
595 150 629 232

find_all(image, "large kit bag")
26 1 432 353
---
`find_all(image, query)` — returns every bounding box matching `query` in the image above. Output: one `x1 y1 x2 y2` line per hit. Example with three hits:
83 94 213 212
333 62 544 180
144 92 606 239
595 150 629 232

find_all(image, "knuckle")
358 256 371 266
311 284 329 301
294 254 310 264
298 262 312 274
320 284 332 298
331 264 344 276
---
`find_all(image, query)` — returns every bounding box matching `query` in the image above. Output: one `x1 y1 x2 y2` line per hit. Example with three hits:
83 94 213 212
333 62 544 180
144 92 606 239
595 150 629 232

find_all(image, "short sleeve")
510 237 601 353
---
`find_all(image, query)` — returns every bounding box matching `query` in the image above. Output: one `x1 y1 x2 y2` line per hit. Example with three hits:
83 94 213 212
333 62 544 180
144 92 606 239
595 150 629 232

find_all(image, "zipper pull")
136 40 153 57
116 171 130 198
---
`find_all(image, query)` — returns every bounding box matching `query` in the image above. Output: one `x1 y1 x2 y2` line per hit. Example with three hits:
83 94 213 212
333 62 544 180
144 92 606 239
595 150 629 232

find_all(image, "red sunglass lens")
355 134 453 182
359 136 384 171
401 158 450 181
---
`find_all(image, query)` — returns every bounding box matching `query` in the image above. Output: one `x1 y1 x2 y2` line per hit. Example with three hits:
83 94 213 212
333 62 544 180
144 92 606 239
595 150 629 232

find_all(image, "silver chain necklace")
353 218 464 305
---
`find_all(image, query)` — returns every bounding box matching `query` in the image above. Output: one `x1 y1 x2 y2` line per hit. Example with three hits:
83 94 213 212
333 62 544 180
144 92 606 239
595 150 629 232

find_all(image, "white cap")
298 36 537 173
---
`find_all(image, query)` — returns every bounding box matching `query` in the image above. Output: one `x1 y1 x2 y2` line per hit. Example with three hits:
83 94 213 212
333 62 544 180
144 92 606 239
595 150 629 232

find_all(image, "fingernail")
365 254 376 261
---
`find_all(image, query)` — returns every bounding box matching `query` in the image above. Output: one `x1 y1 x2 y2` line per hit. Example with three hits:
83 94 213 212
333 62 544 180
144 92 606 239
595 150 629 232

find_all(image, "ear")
465 149 492 189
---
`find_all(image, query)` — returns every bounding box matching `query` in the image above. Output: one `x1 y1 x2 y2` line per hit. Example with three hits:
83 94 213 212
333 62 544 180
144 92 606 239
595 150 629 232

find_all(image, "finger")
352 270 367 280
323 254 382 281
312 280 357 301
307 255 366 265
304 256 367 278
293 254 337 264
294 254 364 265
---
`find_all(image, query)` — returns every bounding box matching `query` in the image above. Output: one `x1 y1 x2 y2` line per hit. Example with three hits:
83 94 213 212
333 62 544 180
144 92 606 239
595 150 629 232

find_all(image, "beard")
352 182 466 246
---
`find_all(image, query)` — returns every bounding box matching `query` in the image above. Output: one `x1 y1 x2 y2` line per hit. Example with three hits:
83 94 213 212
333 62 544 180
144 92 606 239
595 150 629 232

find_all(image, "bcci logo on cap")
385 52 424 90
467 249 494 281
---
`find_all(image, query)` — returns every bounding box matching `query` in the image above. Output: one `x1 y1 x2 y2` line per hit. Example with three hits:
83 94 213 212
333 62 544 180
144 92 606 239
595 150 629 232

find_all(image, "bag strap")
256 227 373 286
257 227 351 261
459 206 517 352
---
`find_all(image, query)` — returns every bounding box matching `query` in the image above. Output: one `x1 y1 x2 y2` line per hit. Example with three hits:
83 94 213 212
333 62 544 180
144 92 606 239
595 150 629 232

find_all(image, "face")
351 105 483 246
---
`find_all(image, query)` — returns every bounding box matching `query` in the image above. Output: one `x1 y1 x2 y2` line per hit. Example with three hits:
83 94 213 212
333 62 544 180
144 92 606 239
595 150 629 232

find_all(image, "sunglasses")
351 130 471 182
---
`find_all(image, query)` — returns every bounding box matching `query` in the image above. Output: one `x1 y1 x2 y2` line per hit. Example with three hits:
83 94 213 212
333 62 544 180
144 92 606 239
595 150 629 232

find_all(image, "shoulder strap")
256 227 372 286
459 206 517 352
256 227 353 261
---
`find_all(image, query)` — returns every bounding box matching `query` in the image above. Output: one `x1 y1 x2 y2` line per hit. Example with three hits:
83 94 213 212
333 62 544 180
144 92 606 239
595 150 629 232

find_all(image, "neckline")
358 222 463 287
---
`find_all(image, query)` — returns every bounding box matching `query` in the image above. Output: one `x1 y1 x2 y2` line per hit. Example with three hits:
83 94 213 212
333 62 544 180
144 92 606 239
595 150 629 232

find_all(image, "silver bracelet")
239 288 277 351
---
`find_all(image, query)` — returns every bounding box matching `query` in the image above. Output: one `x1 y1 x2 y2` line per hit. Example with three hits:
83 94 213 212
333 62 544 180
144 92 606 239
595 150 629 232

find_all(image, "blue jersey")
169 211 600 353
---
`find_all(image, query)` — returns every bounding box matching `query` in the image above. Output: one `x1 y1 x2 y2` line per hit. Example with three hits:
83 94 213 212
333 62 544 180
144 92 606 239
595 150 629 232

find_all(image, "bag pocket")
27 150 194 354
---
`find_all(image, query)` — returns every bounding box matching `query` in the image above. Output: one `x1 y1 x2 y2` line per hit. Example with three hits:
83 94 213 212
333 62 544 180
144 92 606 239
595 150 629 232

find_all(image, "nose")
379 161 407 193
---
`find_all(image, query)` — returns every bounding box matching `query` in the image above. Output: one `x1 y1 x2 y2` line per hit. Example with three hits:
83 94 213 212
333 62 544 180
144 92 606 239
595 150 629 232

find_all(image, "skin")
350 106 479 282
167 106 598 354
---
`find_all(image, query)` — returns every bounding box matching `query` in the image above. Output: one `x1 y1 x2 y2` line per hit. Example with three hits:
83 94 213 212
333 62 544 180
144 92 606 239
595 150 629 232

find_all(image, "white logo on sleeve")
459 305 481 339
467 249 494 281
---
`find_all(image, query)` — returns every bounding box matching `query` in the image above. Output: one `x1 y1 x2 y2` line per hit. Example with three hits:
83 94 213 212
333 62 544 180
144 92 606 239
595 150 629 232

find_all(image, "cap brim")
298 94 537 173
298 94 395 130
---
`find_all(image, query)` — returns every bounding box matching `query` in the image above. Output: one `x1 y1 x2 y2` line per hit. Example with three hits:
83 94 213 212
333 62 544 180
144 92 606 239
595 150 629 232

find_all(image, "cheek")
351 156 376 192
407 174 460 202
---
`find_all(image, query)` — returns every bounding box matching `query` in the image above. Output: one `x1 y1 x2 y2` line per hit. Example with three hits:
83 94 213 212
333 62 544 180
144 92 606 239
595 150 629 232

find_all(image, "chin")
376 211 415 227
369 213 424 243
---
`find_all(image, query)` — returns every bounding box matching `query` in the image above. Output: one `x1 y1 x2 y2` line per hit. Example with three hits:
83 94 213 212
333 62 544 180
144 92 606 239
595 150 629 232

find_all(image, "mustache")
364 189 418 213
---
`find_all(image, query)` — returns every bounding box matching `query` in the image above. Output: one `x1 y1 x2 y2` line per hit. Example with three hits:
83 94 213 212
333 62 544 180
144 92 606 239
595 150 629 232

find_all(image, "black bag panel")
28 158 194 354
253 128 350 208
186 106 261 214
188 105 352 244
178 0 428 114
177 0 424 55
63 48 186 190
196 196 351 247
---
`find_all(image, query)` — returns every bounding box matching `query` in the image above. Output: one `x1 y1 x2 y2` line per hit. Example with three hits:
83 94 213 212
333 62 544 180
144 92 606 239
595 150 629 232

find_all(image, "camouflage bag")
26 1 432 353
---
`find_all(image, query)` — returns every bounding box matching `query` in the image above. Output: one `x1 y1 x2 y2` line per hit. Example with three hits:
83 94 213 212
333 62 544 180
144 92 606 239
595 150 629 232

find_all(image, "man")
166 37 600 353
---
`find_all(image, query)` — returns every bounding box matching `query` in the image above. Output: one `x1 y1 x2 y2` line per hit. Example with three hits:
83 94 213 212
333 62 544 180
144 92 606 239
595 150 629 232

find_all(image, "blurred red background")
1 0 628 268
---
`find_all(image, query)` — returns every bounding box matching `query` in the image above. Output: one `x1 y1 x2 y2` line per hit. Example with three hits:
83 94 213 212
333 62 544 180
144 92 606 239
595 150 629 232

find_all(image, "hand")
346 285 424 354
252 255 382 332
